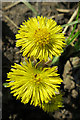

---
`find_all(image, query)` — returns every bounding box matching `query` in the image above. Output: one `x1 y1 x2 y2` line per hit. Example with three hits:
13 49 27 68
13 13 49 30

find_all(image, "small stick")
48 13 64 19
2 1 20 11
63 7 79 33
3 13 19 29
56 8 74 13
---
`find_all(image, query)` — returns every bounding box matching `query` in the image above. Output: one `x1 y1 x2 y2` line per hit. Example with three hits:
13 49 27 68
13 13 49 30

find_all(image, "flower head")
6 59 62 106
16 16 65 61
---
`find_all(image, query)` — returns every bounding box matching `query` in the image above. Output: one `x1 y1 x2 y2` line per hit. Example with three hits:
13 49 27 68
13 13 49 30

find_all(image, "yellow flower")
16 16 65 61
40 93 63 113
6 59 63 106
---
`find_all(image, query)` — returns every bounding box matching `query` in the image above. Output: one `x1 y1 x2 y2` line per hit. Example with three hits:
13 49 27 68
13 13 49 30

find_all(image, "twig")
2 1 20 11
56 8 74 13
63 7 79 33
3 13 19 29
48 14 64 19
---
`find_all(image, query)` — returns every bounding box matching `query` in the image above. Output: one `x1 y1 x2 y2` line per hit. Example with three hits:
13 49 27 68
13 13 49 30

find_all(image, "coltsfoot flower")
6 59 63 106
16 16 65 61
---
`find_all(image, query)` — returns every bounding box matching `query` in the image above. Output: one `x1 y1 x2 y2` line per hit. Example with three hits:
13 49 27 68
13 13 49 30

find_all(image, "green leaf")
3 83 8 88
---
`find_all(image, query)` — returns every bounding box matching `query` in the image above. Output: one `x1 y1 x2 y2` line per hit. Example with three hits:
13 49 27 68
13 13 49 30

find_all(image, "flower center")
34 28 50 46
32 73 41 84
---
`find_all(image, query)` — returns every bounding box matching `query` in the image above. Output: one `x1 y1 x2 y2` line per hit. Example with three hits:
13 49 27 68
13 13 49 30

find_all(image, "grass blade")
74 38 80 51
23 1 38 16
67 31 80 45
66 7 80 42
61 20 80 28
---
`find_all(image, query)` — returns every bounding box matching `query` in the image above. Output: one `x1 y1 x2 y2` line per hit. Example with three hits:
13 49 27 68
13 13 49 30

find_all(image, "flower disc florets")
16 16 66 61
34 28 50 46
6 59 63 106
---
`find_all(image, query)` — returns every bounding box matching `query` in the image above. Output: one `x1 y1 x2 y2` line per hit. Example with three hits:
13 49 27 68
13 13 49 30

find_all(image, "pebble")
71 89 78 98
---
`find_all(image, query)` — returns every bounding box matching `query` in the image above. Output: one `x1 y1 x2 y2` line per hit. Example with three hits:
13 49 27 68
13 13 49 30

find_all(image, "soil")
2 2 80 120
